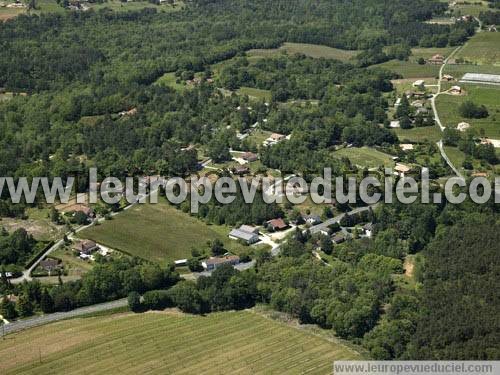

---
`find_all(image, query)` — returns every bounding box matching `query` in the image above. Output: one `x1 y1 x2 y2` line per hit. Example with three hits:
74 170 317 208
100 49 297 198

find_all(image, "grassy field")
448 0 490 17
454 32 500 66
333 147 395 168
78 200 247 263
374 60 441 79
0 310 363 374
237 87 272 101
393 126 443 144
444 63 500 79
391 78 439 96
90 0 183 12
0 5 25 21
0 207 66 241
247 42 359 62
154 72 187 91
372 47 455 79
436 84 500 138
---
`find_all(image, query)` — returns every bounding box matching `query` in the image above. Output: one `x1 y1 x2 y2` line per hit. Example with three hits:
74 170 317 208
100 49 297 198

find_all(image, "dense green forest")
0 0 474 185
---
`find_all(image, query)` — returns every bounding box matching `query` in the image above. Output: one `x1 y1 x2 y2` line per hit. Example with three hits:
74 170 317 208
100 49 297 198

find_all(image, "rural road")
10 189 153 284
430 45 464 178
1 298 128 336
437 140 465 179
309 205 375 235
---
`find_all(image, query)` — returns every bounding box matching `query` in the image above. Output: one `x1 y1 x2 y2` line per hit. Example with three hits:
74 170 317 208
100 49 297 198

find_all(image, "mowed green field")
448 0 490 17
247 42 359 62
436 85 500 138
78 201 246 263
394 126 443 144
454 32 500 66
333 147 395 168
372 47 455 79
154 72 187 91
0 311 363 374
237 86 272 101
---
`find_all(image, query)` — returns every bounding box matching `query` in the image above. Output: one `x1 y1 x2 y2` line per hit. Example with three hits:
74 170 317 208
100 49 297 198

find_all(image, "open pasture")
78 201 246 263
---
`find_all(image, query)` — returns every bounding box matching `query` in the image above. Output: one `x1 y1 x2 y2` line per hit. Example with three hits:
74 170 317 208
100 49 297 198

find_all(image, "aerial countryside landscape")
0 0 500 374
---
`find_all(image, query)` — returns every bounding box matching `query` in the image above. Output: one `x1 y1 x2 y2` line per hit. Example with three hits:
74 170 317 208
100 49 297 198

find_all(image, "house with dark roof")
232 166 250 176
39 258 62 273
242 152 259 162
73 240 98 255
332 233 346 244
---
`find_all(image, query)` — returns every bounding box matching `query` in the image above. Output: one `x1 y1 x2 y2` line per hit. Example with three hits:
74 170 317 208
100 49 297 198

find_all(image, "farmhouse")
415 107 429 115
389 120 400 128
73 240 98 255
267 218 288 231
71 204 95 218
412 80 425 87
457 122 470 132
449 86 462 95
242 152 259 162
174 259 188 266
39 258 61 273
303 214 322 225
202 255 240 271
394 163 411 177
406 90 426 99
363 223 374 238
264 133 286 146
236 132 249 140
229 225 260 244
428 54 444 65
443 74 454 81
411 100 425 108
118 108 137 117
239 225 259 234
232 166 250 176
400 144 414 151
332 233 346 244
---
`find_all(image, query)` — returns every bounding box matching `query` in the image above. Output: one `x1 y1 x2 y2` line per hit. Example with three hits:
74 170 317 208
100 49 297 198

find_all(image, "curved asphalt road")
429 44 465 179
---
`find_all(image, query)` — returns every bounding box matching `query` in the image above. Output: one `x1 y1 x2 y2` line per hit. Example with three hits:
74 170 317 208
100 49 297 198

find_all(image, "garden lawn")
247 42 359 62
393 126 443 144
333 147 395 168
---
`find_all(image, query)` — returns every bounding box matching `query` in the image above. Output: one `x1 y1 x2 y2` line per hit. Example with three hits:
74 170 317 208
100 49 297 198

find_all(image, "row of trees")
1 256 180 317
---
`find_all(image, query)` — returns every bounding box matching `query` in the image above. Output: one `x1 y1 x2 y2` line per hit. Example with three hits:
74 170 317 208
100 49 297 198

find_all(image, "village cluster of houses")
228 218 289 245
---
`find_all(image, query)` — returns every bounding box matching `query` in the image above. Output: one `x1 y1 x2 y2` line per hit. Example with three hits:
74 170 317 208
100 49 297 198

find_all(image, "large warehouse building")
460 73 500 86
